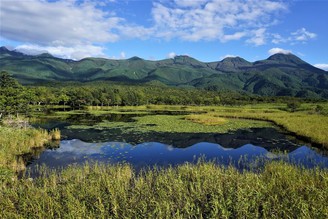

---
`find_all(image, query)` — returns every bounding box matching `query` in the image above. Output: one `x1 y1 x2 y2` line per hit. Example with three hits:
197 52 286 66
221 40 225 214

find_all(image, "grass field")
0 125 60 175
211 104 328 148
1 161 327 218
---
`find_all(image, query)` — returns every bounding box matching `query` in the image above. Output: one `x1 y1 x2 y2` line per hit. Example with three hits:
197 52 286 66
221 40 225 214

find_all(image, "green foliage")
1 162 327 218
0 71 31 118
0 125 58 172
0 71 20 88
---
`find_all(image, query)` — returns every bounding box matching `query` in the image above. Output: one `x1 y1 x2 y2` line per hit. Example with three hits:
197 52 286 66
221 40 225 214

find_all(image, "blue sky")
0 0 327 70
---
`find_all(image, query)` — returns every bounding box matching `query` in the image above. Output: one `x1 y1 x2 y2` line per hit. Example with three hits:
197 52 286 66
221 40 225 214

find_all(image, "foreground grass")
0 126 60 174
1 162 327 218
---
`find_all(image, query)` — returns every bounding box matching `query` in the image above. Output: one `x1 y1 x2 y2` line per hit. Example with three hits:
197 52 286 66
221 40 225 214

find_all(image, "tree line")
0 71 322 118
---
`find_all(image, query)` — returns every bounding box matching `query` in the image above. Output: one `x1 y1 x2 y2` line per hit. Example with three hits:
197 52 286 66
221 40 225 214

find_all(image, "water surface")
27 111 328 174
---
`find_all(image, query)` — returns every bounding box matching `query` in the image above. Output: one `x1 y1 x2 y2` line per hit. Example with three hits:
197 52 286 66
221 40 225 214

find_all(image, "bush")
286 101 301 112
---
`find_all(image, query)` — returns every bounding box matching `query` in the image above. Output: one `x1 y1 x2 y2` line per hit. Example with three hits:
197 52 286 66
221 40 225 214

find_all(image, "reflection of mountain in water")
56 127 307 153
27 139 328 174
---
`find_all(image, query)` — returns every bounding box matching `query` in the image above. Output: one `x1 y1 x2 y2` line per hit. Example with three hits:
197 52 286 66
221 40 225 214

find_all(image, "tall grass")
0 126 60 172
1 161 327 218
212 107 328 148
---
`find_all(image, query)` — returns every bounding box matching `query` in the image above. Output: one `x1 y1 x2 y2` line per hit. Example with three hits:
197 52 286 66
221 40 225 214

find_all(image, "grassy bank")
211 105 328 148
1 161 327 218
0 126 60 174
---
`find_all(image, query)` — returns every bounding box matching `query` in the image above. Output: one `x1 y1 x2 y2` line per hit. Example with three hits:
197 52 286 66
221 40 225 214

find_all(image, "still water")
27 112 328 173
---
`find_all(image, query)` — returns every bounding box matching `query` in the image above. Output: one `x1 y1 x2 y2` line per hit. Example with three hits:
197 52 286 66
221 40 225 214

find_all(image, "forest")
0 71 322 118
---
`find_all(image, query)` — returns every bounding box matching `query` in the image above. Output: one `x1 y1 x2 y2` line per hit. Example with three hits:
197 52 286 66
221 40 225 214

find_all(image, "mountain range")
1 46 327 98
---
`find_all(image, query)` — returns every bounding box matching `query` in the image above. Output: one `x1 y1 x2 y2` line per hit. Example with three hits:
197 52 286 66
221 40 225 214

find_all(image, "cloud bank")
268 48 292 55
0 0 318 59
314 64 328 71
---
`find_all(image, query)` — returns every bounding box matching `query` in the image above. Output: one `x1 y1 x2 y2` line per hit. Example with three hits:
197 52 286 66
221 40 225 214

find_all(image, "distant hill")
1 46 327 98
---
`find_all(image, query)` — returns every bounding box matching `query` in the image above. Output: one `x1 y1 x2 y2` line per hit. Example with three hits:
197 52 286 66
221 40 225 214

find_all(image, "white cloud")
15 44 107 60
167 52 177 59
314 64 328 71
120 51 126 59
291 28 317 41
271 33 286 44
152 0 287 44
272 28 317 44
246 28 267 46
221 32 246 42
220 54 237 60
0 0 126 59
0 0 293 59
0 0 122 46
268 48 292 55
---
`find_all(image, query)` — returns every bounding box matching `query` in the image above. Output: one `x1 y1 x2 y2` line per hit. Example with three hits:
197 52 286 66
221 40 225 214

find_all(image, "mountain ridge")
1 46 327 98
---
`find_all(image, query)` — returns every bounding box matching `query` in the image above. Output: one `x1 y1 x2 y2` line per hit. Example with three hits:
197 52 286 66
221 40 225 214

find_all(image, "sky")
0 0 327 70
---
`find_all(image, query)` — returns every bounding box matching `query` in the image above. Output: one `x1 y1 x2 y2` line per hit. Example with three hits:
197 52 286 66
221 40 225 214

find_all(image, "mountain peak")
267 53 306 65
37 53 54 58
173 55 201 63
221 56 251 64
0 46 9 52
128 56 143 61
215 56 252 72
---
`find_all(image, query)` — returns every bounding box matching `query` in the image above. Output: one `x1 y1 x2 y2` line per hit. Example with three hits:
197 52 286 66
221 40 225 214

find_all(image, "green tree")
0 73 29 118
0 71 20 88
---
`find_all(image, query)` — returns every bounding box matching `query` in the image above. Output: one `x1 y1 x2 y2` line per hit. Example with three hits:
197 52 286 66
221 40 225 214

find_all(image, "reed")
213 107 328 148
49 128 61 140
1 161 327 218
0 126 60 173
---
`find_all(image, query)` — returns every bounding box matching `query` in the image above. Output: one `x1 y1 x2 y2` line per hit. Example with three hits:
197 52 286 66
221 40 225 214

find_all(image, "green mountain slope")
1 46 327 98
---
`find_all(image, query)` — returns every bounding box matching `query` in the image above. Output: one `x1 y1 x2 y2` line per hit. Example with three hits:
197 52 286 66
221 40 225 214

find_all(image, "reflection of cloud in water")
265 153 278 159
57 140 172 156
43 139 328 169
196 142 235 151
57 139 105 155
167 145 174 151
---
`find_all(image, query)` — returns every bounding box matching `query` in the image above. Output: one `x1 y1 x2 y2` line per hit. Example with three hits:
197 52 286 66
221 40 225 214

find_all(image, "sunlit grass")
185 113 228 125
212 107 328 148
1 161 327 218
67 114 272 134
0 126 60 173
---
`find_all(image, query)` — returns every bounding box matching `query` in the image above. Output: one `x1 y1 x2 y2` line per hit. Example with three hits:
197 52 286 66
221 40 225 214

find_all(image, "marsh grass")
35 103 328 147
1 161 327 218
49 128 61 140
185 113 228 125
67 114 272 134
0 126 61 173
212 107 328 148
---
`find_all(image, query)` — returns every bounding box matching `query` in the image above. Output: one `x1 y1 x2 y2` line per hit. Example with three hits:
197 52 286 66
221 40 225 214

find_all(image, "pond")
27 111 328 174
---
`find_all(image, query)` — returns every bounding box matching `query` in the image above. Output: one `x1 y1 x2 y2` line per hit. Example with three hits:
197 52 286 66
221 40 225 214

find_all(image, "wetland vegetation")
1 161 327 218
1 72 328 218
